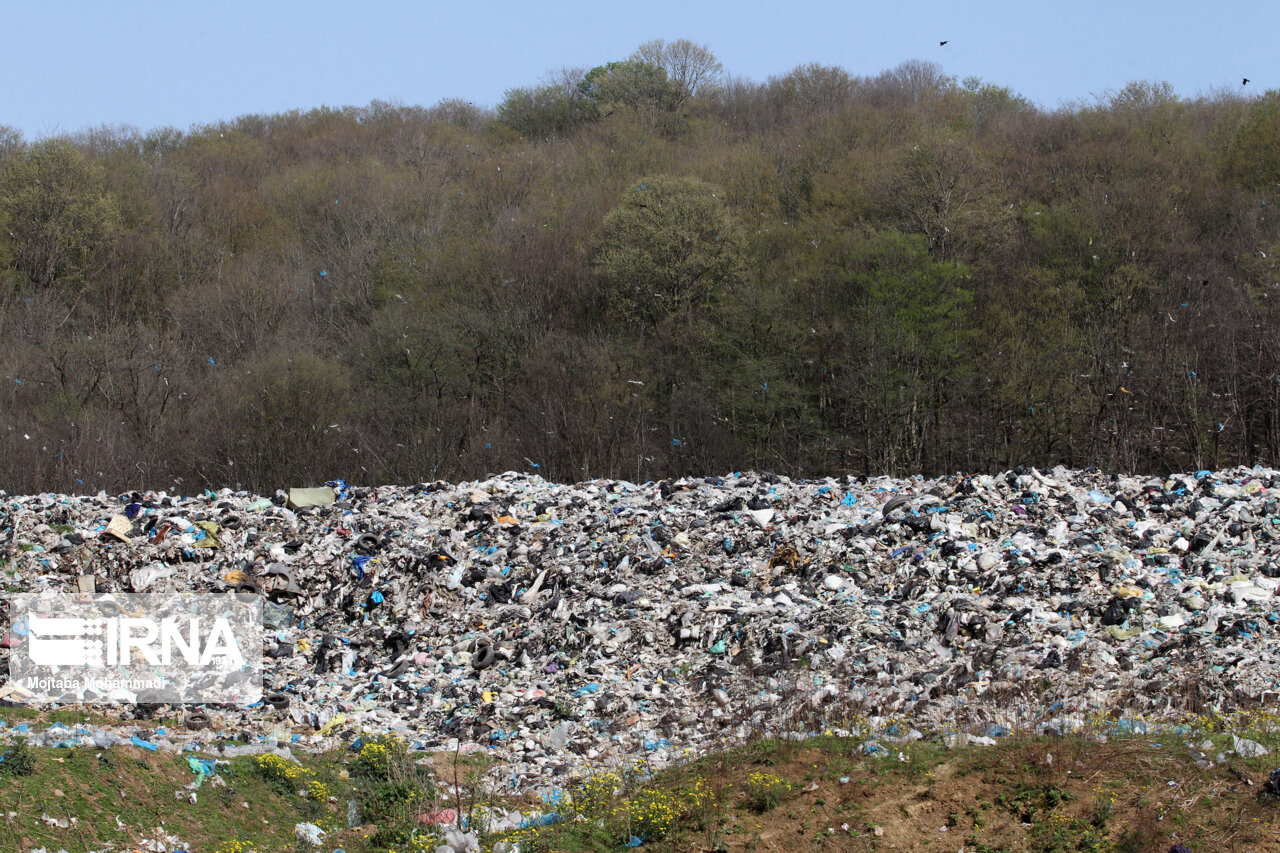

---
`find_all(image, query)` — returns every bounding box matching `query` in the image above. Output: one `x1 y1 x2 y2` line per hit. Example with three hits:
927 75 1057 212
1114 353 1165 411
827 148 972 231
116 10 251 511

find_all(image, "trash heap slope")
5 466 1280 791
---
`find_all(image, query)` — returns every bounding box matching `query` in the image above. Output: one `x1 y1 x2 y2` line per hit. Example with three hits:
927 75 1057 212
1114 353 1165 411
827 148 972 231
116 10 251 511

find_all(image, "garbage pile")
5 466 1280 792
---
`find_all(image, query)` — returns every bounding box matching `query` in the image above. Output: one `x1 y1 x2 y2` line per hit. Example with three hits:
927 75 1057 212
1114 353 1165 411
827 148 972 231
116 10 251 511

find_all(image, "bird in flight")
1243 77 1251 86
939 40 948 46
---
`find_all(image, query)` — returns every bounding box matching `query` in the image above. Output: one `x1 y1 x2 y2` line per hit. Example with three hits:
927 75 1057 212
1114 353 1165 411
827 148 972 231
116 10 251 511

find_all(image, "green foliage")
352 734 408 779
0 138 120 292
348 734 436 843
961 76 1033 127
570 771 623 820
768 63 857 113
362 779 430 823
498 74 597 140
0 738 35 778
881 137 1001 261
497 771 696 850
593 174 746 328
849 230 973 367
744 771 793 812
2 46 1280 492
353 741 393 779
1106 79 1180 112
626 786 685 840
0 124 24 164
1226 90 1280 190
579 60 681 113
201 349 354 489
251 753 310 796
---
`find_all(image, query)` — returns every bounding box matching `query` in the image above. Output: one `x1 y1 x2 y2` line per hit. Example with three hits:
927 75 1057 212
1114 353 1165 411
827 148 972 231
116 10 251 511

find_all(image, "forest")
3 41 1280 493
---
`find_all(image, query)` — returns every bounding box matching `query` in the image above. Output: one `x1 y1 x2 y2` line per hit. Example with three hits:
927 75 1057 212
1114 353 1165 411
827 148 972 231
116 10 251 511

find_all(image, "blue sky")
4 0 1274 138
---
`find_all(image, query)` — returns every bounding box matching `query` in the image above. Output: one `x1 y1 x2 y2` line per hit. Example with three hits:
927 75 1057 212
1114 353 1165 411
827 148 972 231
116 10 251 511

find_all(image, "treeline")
3 42 1280 493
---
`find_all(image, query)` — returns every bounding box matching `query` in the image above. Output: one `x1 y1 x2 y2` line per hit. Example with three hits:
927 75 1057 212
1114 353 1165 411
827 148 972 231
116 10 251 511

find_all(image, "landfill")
5 465 1280 797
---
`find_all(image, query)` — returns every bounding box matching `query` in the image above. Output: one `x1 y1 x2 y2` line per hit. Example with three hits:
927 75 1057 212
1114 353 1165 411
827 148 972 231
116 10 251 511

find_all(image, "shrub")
570 770 623 820
0 738 35 777
354 741 391 778
305 779 329 802
745 771 792 812
626 787 684 840
252 752 310 795
362 779 429 823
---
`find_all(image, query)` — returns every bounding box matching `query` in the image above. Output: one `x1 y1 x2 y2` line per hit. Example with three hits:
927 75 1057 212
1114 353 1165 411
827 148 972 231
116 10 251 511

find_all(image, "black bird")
1243 77 1251 86
940 40 948 46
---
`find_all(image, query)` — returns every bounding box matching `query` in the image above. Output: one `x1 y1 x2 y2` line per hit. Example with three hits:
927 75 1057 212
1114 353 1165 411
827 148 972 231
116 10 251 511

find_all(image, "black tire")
882 495 910 515
265 692 290 710
185 712 211 731
470 639 496 671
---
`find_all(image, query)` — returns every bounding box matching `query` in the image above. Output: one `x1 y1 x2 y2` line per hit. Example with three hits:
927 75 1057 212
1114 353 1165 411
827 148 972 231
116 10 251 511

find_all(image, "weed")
252 753 309 796
362 779 429 823
352 738 401 779
213 842 258 853
745 771 792 812
627 786 683 840
0 738 35 778
742 737 782 766
569 770 622 820
1091 784 1116 828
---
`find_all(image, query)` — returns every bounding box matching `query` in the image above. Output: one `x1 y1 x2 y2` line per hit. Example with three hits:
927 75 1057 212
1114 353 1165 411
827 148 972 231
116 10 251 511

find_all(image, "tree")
960 76 1032 129
593 175 746 329
768 63 857 114
631 39 723 102
880 138 999 261
497 68 596 140
1105 79 1179 112
0 139 119 293
871 60 956 106
844 231 974 471
0 124 24 165
1225 90 1280 190
578 60 681 113
201 348 355 489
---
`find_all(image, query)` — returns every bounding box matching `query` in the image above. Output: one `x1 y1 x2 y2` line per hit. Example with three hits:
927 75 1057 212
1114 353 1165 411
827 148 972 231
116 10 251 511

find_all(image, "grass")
0 745 308 852
487 722 1280 853
2 720 1280 851
0 706 116 727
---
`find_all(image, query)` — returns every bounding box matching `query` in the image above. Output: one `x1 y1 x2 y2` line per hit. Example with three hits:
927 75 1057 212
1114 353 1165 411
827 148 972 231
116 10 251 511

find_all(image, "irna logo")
27 612 245 669
9 593 262 705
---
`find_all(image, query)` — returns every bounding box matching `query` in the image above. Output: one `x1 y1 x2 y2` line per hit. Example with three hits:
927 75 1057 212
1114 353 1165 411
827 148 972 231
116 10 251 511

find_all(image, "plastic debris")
294 822 326 846
3 465 1280 796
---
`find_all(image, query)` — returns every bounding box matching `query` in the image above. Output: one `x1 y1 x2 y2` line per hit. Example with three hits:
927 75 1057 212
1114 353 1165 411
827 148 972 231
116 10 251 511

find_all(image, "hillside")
3 49 1280 492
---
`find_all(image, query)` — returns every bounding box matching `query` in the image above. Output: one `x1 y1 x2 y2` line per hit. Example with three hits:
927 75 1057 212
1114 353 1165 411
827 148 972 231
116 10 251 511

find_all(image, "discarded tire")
882 494 911 515
265 692 290 710
185 712 211 731
470 638 496 671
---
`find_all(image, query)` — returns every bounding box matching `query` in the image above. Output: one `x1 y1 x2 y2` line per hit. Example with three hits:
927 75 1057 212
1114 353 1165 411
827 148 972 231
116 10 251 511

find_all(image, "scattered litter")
294 822 326 846
3 466 1280 795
